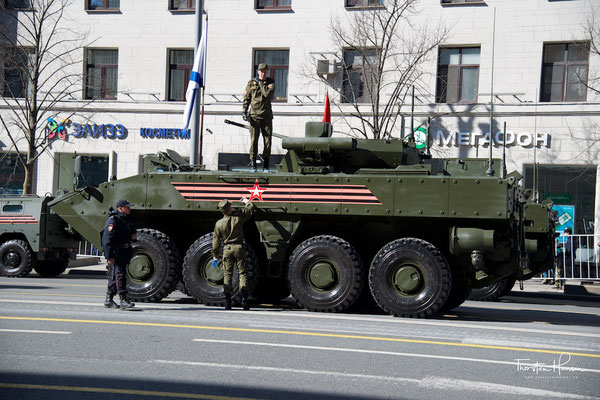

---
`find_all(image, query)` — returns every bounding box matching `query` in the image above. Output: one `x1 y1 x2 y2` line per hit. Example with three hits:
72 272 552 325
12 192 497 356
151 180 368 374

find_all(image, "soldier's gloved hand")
212 258 218 268
242 112 248 122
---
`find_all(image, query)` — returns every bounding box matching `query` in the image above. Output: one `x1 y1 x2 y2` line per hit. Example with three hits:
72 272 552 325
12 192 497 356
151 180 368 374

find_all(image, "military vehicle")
48 121 556 317
0 195 79 277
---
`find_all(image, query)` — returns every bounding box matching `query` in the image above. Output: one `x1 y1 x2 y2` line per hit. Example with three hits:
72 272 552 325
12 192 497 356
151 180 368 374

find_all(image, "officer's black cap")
116 199 134 208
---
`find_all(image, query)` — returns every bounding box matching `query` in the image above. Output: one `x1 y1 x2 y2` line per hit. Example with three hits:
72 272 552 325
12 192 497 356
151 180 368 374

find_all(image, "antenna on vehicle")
486 7 497 177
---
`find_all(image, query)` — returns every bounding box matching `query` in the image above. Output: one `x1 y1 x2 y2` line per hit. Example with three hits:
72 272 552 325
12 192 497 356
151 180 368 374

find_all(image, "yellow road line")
1 315 599 359
0 383 260 400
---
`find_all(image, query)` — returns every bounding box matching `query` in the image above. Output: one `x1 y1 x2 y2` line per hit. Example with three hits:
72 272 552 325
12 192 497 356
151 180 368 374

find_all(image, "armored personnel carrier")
0 195 79 277
49 122 556 317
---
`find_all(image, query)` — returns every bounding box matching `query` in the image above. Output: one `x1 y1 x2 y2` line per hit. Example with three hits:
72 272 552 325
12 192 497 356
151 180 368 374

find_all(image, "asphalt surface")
0 269 599 400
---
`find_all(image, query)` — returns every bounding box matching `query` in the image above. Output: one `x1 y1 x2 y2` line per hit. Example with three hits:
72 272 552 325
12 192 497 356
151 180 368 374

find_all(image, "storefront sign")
434 130 550 148
44 118 128 140
546 193 572 204
139 128 190 140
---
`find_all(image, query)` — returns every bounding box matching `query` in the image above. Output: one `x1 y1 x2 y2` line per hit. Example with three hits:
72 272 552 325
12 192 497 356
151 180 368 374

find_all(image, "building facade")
1 0 598 235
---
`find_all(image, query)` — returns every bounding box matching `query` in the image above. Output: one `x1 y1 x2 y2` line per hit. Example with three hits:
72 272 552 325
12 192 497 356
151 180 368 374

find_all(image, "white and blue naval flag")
183 17 208 131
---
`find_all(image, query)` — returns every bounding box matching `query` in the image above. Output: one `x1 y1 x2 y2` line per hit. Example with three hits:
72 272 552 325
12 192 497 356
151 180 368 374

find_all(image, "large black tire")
182 233 259 306
176 280 192 297
369 238 451 318
126 229 181 302
287 235 364 312
468 277 515 301
33 260 69 277
0 240 34 277
439 286 471 313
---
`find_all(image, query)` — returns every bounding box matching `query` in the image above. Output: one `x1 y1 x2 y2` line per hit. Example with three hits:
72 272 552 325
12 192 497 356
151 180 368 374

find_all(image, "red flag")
322 92 331 124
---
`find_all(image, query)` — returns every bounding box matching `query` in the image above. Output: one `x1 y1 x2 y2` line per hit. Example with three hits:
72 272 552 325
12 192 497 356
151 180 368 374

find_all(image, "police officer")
212 197 255 310
243 63 275 172
102 199 137 309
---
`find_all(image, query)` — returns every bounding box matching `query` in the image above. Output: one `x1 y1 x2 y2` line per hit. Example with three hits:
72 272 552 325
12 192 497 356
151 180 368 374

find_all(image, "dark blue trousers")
107 262 127 296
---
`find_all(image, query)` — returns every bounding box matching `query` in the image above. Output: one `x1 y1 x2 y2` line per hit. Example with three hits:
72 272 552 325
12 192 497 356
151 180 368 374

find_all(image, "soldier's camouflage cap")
257 63 269 70
217 199 231 210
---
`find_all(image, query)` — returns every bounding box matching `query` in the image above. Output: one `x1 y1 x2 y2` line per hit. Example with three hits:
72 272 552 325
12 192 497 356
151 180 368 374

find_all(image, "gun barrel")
224 119 287 139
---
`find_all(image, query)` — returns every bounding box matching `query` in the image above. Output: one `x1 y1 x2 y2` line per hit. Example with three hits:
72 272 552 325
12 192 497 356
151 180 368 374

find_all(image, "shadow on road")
0 372 407 400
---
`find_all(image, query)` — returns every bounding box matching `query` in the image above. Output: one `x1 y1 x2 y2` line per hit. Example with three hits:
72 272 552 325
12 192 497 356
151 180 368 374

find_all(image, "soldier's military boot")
263 158 269 172
120 295 135 310
104 293 119 309
250 159 257 172
225 293 232 310
241 289 250 311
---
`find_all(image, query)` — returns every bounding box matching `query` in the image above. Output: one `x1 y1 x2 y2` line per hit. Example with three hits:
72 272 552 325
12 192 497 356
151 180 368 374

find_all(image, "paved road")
0 271 599 400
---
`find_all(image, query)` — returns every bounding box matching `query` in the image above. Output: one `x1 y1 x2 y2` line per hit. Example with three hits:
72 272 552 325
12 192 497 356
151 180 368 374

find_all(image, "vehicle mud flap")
0 239 34 277
287 235 364 313
182 233 259 306
369 238 451 318
126 229 181 302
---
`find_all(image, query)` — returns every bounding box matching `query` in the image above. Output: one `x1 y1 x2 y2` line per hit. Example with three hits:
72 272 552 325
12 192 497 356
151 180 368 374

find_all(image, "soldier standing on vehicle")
243 63 275 172
102 199 137 309
212 197 255 310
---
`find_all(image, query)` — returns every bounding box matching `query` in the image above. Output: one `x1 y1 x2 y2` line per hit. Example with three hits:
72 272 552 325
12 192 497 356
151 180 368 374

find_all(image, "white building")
1 0 598 235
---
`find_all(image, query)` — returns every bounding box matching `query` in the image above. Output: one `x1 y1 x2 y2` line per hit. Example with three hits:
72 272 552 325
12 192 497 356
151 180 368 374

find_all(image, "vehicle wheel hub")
128 254 153 281
393 264 423 295
3 251 20 268
308 261 336 290
204 259 223 285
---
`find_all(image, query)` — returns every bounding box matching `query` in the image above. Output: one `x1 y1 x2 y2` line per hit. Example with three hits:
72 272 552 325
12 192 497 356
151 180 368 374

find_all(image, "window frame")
85 0 120 12
344 0 384 8
440 0 486 5
255 0 292 11
341 47 378 104
84 49 119 100
2 46 35 98
540 42 589 103
168 0 195 12
435 46 481 104
252 48 290 102
167 48 194 101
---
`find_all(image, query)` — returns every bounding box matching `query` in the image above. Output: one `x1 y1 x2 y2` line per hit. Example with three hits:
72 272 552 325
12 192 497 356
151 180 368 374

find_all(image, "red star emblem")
246 179 266 202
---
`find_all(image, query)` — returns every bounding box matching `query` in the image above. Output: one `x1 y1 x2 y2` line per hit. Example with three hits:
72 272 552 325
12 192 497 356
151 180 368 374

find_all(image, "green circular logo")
413 126 427 149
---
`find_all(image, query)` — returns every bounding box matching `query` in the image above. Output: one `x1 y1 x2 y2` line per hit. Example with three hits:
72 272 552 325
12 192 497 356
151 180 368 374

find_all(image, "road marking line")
191 338 600 374
461 303 600 317
0 282 105 288
0 383 259 400
0 292 105 298
1 315 599 359
152 360 600 399
0 299 186 310
0 329 71 335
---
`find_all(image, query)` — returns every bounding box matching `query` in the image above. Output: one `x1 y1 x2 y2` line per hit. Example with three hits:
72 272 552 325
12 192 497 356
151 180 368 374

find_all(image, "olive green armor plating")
48 122 556 317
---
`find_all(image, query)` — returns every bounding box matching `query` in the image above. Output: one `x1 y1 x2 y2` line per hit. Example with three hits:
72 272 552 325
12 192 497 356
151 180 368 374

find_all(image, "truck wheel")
439 286 471 313
182 233 259 306
33 260 68 277
0 240 34 277
287 235 364 312
127 229 181 302
468 277 514 302
176 280 192 297
369 238 451 318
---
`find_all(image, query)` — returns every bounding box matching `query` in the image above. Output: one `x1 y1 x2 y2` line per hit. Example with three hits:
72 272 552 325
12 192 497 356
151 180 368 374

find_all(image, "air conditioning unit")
316 59 334 77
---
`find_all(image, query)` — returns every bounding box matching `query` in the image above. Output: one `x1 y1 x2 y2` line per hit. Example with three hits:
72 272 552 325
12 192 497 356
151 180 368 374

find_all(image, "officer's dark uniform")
102 199 136 309
243 63 275 171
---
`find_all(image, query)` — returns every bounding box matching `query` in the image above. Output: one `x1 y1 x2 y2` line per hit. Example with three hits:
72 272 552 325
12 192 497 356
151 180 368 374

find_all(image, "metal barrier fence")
543 234 600 281
78 241 104 257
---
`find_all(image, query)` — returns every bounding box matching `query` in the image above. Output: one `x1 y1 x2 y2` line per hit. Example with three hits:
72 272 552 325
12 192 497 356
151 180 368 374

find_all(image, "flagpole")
199 86 206 164
190 0 204 166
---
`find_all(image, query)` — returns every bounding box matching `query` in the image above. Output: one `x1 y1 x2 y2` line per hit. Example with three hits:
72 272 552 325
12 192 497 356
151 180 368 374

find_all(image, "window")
253 49 289 101
86 0 119 11
441 0 484 4
0 153 25 195
3 0 33 9
85 49 118 99
2 205 23 213
255 0 291 10
541 42 589 102
2 47 34 98
342 48 377 103
168 49 194 101
345 0 383 7
57 154 109 191
169 0 194 11
436 47 480 103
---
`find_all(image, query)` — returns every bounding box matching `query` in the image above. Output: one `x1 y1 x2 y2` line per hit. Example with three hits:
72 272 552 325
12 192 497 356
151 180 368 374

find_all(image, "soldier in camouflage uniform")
212 198 255 310
243 63 275 172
